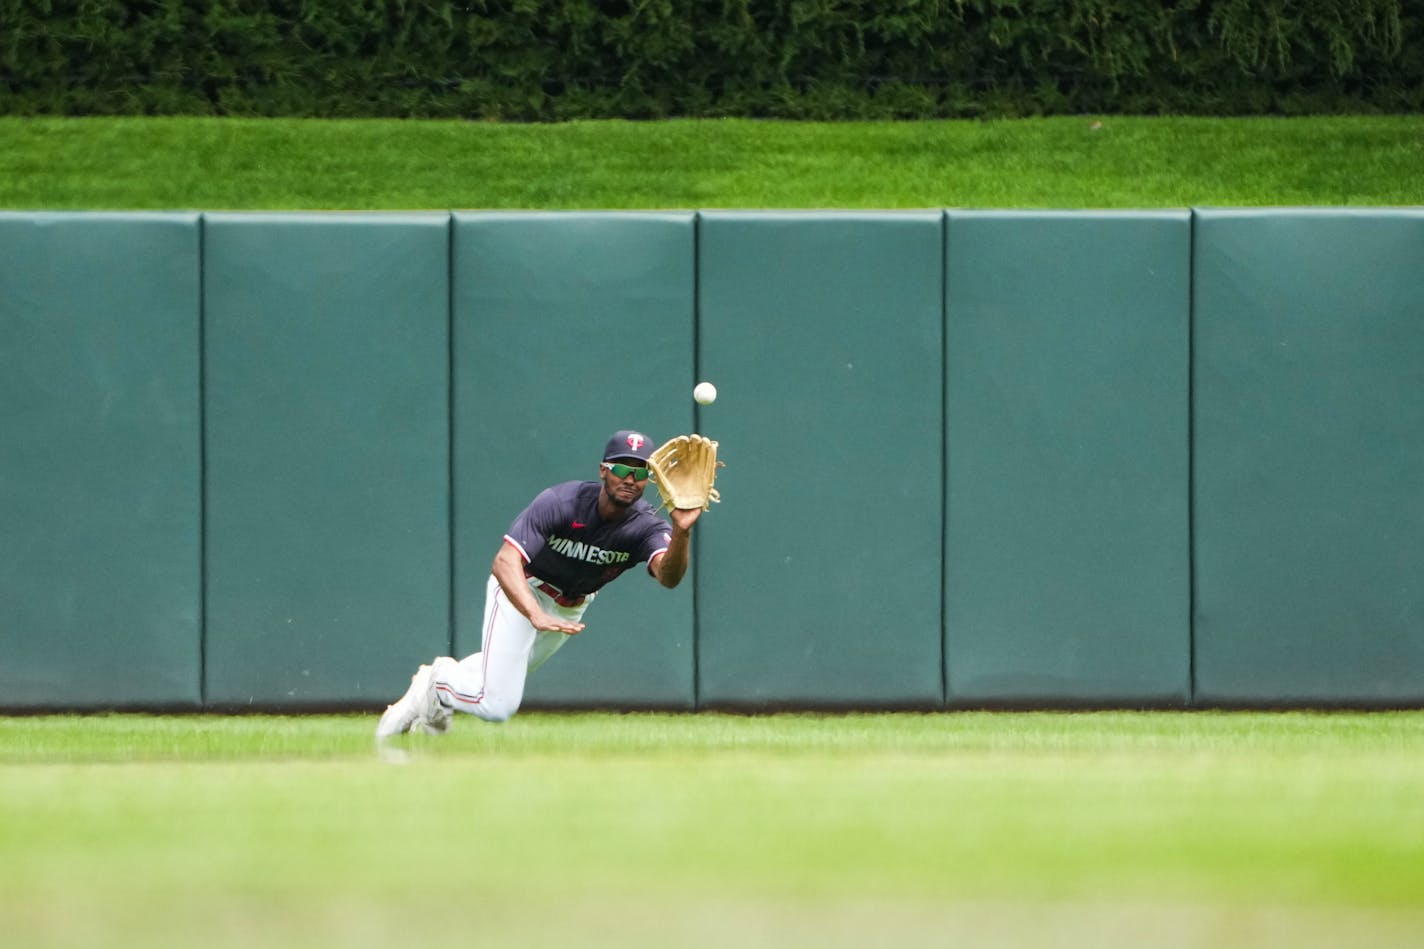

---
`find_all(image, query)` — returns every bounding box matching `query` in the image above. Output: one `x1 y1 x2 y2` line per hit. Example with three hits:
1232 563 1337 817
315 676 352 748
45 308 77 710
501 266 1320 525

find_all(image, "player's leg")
435 576 583 722
527 624 571 674
525 588 588 675
435 576 533 722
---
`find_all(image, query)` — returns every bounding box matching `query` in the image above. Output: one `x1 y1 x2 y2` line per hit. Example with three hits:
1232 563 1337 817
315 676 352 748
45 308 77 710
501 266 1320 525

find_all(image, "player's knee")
476 692 522 723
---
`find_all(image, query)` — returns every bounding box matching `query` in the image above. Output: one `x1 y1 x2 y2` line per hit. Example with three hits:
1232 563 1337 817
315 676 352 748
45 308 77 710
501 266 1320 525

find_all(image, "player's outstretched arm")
492 543 586 634
651 508 701 589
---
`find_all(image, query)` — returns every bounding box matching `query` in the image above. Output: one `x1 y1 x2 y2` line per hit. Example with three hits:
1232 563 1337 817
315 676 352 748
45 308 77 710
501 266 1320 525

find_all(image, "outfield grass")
3 711 1424 948
2 115 1422 210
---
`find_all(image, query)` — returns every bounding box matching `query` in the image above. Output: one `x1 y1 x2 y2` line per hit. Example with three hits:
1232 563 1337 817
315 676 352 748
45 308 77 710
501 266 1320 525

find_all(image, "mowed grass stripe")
2 115 1423 211
4 709 1424 761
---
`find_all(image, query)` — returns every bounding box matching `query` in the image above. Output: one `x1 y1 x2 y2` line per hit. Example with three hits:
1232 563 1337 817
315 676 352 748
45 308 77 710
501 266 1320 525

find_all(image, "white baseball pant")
433 575 592 722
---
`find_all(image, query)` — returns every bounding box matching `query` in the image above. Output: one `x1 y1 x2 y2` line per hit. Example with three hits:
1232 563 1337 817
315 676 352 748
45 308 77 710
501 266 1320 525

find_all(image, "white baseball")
693 381 718 405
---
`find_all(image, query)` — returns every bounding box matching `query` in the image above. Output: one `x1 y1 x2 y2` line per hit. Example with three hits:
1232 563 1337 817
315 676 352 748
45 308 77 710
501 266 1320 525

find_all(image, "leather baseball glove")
648 434 723 512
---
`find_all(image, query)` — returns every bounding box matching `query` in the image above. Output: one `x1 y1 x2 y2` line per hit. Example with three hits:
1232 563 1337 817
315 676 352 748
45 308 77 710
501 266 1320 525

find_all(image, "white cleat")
418 657 459 735
375 657 458 740
375 662 436 739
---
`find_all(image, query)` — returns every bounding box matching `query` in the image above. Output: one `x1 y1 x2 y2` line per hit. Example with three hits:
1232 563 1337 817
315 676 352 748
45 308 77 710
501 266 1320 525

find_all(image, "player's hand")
530 608 586 635
670 507 703 532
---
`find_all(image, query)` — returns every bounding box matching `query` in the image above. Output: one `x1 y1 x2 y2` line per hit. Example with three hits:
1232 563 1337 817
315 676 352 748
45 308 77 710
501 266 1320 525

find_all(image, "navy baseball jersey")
503 481 673 597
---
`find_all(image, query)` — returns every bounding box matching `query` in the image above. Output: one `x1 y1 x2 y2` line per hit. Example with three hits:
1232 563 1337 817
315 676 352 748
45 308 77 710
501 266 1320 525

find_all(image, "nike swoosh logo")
571 521 586 529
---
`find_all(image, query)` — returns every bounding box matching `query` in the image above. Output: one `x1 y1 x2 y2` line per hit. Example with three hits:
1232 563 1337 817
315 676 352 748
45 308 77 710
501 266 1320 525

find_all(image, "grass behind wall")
2 114 1422 211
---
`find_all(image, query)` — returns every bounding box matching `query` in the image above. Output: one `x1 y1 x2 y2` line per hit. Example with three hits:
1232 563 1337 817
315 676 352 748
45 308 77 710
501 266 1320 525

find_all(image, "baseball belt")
532 579 586 608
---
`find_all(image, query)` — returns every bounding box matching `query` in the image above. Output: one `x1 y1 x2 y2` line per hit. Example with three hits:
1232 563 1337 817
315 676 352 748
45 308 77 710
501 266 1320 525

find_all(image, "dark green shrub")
0 0 1417 118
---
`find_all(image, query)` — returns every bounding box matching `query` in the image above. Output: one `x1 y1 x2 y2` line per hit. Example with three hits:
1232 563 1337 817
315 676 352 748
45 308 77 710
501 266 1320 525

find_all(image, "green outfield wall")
1192 209 1424 706
944 211 1192 707
201 213 452 707
0 212 203 709
697 211 946 708
2 209 1421 711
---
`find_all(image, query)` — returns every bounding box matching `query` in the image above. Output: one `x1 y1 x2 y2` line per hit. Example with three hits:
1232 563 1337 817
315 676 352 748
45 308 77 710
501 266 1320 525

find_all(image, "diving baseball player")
376 429 704 737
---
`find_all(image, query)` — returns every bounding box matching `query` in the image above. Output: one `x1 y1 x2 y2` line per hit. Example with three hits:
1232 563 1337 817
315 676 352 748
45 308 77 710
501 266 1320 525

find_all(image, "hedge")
1 0 1420 118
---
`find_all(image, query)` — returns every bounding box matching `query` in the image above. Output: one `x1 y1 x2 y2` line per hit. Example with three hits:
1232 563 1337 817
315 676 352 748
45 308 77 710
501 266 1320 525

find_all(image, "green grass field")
3 115 1423 210
4 711 1424 948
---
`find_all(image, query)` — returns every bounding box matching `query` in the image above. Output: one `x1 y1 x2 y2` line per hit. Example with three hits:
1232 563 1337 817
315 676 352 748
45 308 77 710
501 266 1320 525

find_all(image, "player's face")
600 458 649 507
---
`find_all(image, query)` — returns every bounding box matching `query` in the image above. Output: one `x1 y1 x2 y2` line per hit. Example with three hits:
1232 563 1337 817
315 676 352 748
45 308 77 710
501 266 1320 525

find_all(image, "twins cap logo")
626 433 646 452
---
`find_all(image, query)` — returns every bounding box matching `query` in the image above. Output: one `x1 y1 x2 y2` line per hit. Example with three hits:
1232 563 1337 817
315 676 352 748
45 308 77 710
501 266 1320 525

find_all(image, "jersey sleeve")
503 487 564 563
642 516 675 574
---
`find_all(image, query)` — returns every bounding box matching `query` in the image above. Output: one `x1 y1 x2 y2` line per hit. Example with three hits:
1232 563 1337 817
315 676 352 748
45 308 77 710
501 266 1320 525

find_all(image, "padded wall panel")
945 211 1191 706
452 212 696 708
1193 209 1424 705
0 212 202 708
697 211 945 707
203 213 451 706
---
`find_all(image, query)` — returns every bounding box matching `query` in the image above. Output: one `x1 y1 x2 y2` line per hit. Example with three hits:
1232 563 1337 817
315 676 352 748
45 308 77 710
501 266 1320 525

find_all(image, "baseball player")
376 429 703 738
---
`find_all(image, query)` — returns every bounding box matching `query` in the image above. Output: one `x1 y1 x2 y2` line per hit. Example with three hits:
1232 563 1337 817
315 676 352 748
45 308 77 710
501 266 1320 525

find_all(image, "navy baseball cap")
603 430 654 463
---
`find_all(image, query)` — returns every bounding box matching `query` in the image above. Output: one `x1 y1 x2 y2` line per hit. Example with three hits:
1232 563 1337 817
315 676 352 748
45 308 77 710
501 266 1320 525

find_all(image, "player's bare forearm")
492 543 585 634
653 509 700 588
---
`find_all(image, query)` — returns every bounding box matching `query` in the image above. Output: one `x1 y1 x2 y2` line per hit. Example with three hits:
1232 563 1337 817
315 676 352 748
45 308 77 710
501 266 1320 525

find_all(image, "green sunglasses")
602 462 651 481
